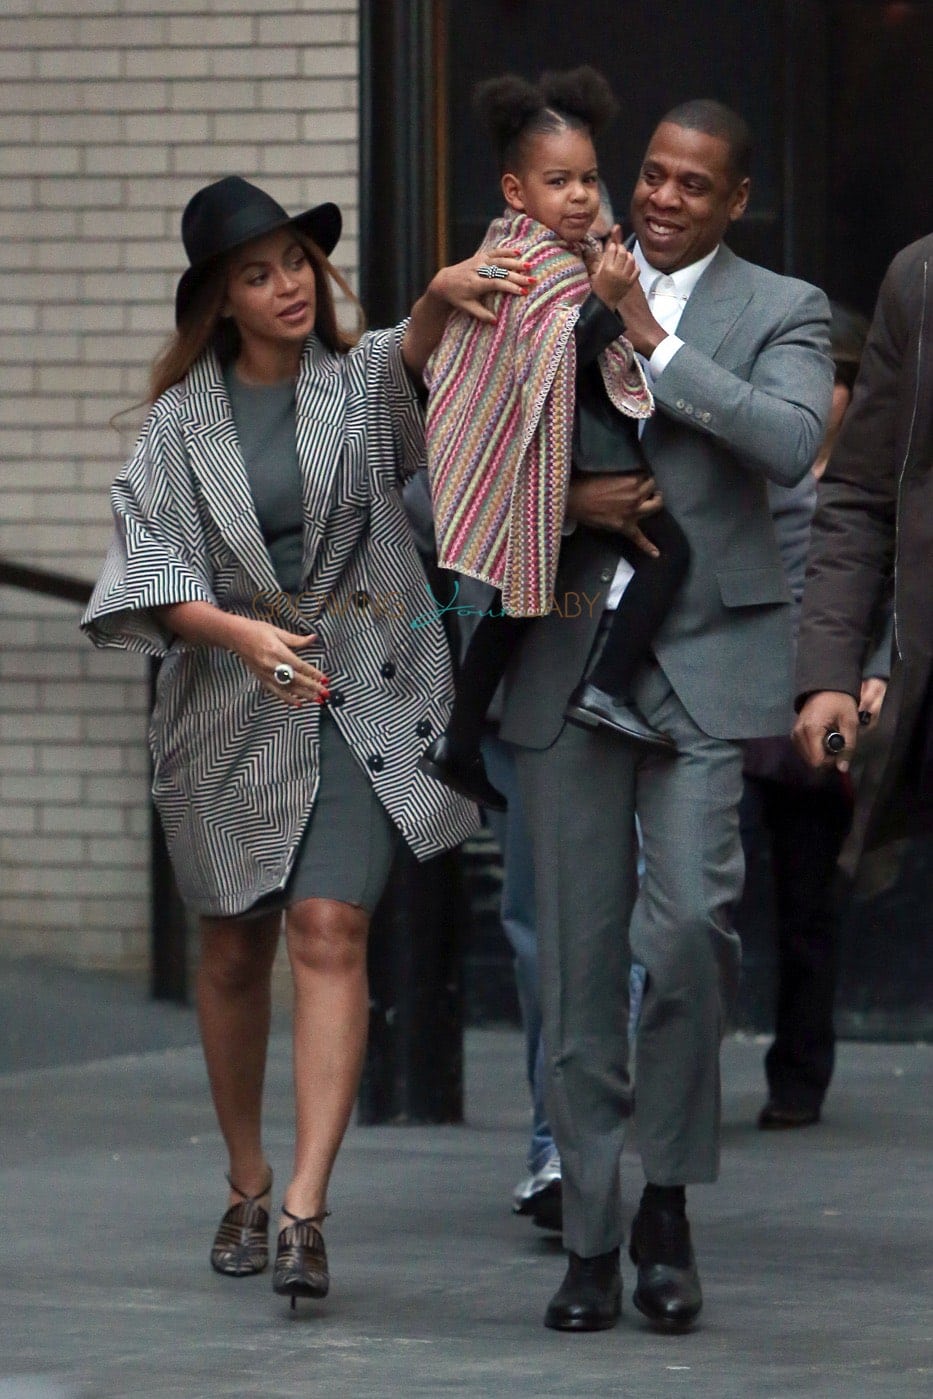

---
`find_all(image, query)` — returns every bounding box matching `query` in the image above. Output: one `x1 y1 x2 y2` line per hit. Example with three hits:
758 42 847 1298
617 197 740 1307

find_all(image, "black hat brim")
174 200 342 327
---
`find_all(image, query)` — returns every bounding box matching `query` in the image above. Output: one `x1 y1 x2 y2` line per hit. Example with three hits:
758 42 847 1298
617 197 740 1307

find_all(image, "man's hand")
616 278 667 359
792 690 860 773
566 474 663 556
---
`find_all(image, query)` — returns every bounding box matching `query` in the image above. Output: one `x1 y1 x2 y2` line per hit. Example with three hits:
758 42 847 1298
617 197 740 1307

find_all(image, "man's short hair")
660 99 753 182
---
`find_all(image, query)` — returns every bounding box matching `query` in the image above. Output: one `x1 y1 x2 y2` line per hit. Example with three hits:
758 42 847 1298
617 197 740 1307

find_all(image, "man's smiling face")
629 121 749 273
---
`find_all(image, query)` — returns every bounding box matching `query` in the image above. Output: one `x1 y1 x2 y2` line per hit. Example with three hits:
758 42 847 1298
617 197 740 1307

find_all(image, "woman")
81 175 530 1307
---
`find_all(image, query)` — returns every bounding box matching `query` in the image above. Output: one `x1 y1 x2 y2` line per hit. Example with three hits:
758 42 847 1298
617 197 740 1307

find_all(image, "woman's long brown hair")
146 229 365 404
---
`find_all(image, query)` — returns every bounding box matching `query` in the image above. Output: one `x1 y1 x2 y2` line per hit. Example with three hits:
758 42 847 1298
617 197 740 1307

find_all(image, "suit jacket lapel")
674 243 754 359
180 353 281 593
294 335 347 586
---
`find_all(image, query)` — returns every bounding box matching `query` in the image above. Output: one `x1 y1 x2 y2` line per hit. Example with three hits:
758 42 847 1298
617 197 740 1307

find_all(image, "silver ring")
273 663 294 687
477 264 510 280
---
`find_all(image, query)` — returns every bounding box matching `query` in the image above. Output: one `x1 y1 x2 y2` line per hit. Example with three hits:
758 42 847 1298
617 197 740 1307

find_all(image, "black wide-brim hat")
174 175 342 326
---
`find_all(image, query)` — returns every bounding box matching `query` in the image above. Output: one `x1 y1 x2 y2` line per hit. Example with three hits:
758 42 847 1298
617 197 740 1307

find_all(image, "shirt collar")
633 241 719 300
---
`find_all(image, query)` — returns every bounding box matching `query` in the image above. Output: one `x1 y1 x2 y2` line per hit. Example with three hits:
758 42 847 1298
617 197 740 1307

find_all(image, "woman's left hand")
402 251 535 380
429 249 535 325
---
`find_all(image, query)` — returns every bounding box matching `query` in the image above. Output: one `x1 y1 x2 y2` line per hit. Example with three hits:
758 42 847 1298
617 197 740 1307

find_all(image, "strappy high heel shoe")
272 1206 330 1308
210 1171 273 1277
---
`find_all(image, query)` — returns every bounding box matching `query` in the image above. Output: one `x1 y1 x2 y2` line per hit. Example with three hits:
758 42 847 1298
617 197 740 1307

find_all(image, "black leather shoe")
543 1248 622 1332
565 684 677 754
757 1100 820 1130
629 1203 702 1332
417 735 507 811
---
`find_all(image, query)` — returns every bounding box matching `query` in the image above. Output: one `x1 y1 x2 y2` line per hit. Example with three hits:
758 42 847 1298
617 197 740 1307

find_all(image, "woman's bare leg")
281 897 370 1221
196 912 281 1203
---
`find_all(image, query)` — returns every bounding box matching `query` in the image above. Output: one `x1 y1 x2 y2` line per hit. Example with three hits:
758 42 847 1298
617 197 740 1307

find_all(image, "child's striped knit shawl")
425 211 652 617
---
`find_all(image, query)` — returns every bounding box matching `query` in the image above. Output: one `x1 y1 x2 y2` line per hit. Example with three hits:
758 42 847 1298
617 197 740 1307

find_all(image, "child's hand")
590 226 639 309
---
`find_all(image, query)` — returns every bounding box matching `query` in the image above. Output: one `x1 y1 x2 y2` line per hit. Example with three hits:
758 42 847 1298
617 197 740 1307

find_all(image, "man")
793 233 933 861
499 101 833 1332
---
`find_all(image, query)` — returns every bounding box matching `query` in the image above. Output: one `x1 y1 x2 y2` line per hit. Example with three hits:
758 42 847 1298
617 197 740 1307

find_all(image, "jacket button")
354 590 370 609
685 404 694 415
416 719 432 738
701 411 712 424
367 754 384 772
676 398 686 409
600 568 613 583
381 661 396 680
328 689 345 707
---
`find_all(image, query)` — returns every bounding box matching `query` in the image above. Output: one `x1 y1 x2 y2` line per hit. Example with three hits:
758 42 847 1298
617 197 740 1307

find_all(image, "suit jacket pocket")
716 565 791 608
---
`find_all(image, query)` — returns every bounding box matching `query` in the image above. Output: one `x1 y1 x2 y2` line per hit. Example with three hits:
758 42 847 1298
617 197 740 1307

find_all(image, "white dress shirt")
603 242 719 608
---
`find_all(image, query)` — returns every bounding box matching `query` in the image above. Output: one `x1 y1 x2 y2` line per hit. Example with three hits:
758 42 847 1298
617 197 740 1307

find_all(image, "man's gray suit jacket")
500 243 834 748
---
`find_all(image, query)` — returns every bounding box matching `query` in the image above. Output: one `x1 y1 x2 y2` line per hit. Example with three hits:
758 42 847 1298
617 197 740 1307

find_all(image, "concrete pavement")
0 962 930 1398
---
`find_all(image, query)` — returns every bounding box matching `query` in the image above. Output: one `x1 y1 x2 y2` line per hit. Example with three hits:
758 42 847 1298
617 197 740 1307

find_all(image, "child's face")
501 127 600 244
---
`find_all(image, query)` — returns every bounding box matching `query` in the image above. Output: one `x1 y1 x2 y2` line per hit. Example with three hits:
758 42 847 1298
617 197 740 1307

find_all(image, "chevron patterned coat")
82 326 478 915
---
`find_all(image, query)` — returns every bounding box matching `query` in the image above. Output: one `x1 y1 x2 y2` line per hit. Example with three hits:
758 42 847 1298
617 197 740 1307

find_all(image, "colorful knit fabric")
425 211 653 617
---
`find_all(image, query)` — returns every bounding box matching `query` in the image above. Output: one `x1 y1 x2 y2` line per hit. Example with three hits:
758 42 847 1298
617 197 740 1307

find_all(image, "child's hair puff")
473 66 618 174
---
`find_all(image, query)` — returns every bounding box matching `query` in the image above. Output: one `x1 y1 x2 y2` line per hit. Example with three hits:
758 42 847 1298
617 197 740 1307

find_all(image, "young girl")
418 67 690 809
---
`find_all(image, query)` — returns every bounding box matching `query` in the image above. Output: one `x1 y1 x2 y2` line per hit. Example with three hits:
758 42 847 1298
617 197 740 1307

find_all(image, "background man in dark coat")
794 234 933 858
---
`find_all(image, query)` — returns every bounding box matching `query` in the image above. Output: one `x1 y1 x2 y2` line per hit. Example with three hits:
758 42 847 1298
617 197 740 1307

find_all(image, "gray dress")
225 368 396 916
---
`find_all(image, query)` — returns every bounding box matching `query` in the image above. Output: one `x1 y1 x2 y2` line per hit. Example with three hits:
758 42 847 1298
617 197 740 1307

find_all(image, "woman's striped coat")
82 326 478 916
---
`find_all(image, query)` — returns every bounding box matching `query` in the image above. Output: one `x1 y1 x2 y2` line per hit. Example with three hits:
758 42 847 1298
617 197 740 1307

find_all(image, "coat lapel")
180 352 281 593
294 335 347 586
674 243 754 361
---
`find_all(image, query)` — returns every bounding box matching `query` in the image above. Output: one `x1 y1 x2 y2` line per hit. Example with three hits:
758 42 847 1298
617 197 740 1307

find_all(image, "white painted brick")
212 110 301 142
300 45 357 78
77 16 168 48
41 804 128 836
122 238 188 270
0 305 39 332
36 49 122 81
86 836 149 867
0 146 81 176
0 774 83 803
0 209 79 238
167 15 255 46
79 898 149 931
124 111 212 143
257 77 355 110
0 804 38 835
171 145 260 177
0 244 36 270
0 397 79 428
301 109 357 142
0 50 35 80
84 775 149 807
37 304 127 334
36 178 124 208
36 114 123 144
167 78 257 111
256 14 351 44
80 81 170 113
0 743 37 774
125 46 211 80
0 18 79 48
0 490 37 518
209 46 300 80
2 835 84 866
86 144 172 177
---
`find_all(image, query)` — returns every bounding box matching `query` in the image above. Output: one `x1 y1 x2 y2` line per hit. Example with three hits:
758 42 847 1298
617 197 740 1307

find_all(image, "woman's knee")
198 917 279 995
286 900 368 977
